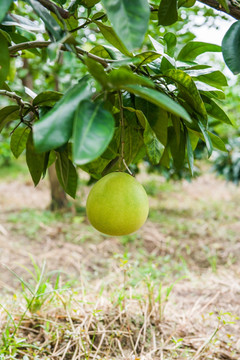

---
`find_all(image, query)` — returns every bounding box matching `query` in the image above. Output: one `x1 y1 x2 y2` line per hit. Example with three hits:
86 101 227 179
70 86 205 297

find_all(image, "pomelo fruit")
86 172 149 236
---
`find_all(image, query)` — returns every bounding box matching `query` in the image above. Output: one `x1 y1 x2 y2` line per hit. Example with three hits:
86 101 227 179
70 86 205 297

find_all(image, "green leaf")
208 131 227 152
132 145 146 164
109 57 141 67
90 45 116 59
0 0 13 23
178 41 221 62
56 148 69 188
101 128 120 160
64 160 78 198
81 0 100 8
108 67 154 89
186 130 194 175
42 151 56 178
56 152 78 198
135 97 168 146
202 95 232 125
85 57 108 87
172 115 181 145
95 21 132 57
196 81 225 100
33 78 92 153
101 156 120 176
80 157 110 179
25 0 64 40
134 51 160 65
0 33 10 87
160 147 170 168
33 91 63 107
168 126 186 169
182 64 212 71
73 100 115 165
10 127 30 158
0 105 19 132
178 0 196 7
149 35 175 67
111 106 144 168
2 13 42 31
217 0 229 12
197 120 212 157
160 57 175 73
123 124 144 166
136 110 163 165
189 131 199 151
222 21 240 74
91 11 106 20
65 13 78 33
158 0 178 26
186 69 227 89
0 29 11 44
101 0 150 51
189 127 226 153
122 85 192 123
26 132 45 186
1 82 11 91
164 69 207 120
144 130 163 165
164 32 177 57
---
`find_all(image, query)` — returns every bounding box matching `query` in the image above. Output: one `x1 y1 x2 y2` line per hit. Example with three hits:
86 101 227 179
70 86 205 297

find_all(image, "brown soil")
0 172 240 359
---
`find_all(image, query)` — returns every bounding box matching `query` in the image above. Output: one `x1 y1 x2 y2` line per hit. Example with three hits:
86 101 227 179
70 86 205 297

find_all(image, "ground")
0 161 240 359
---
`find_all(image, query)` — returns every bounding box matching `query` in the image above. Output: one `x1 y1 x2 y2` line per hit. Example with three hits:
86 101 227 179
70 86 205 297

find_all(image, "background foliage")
0 0 239 195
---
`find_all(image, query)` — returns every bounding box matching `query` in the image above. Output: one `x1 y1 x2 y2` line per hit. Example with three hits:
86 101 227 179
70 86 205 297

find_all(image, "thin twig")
38 0 70 19
116 338 125 357
118 91 125 164
0 90 34 130
0 90 30 108
9 121 22 135
69 14 106 33
60 339 72 360
9 41 116 68
118 91 133 175
93 330 105 360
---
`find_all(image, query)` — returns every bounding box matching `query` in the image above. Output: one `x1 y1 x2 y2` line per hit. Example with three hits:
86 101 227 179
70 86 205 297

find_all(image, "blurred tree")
48 163 68 209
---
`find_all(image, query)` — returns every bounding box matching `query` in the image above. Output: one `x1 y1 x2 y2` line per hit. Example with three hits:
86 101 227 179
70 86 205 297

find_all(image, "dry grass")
0 169 240 359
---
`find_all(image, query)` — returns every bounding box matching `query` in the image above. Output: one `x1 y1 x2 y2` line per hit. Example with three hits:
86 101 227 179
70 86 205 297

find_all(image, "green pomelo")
86 172 149 236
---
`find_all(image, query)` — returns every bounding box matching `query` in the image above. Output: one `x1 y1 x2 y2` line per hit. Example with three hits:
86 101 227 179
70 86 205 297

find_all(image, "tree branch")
0 90 31 108
69 14 106 33
9 41 51 55
37 0 70 19
118 91 133 175
197 0 240 20
8 41 116 68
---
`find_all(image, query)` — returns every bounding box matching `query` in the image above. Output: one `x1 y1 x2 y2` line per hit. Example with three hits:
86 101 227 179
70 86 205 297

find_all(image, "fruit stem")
118 91 133 176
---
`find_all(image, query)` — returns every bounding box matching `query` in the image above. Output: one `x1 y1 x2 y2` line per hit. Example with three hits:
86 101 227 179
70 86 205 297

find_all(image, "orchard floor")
0 164 240 359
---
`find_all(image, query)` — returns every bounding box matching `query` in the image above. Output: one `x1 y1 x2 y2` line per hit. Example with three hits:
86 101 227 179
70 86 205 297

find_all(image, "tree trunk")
22 58 68 210
47 52 68 211
48 164 68 210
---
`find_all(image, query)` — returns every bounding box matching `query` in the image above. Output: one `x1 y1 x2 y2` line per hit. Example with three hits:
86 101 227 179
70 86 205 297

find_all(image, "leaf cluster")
0 0 234 196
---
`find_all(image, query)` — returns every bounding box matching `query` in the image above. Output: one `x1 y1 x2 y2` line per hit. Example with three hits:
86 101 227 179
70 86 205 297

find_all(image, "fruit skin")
86 172 149 236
